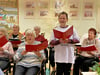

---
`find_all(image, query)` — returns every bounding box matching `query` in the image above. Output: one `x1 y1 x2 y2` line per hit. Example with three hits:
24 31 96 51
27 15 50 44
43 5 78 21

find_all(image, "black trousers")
56 63 72 75
73 55 99 75
49 49 55 67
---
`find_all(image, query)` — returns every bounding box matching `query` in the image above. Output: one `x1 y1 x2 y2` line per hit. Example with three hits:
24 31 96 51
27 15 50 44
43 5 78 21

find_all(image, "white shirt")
50 25 80 63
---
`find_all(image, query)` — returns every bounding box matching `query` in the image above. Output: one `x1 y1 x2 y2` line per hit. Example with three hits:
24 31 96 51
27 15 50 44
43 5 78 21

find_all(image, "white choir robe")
50 25 80 64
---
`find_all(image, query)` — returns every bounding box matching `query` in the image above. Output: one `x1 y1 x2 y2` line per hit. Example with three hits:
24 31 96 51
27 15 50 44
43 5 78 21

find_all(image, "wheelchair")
0 58 15 75
0 59 11 75
37 59 47 75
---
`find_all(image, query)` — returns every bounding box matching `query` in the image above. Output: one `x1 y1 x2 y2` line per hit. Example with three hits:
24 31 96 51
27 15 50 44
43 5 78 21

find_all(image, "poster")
0 0 18 30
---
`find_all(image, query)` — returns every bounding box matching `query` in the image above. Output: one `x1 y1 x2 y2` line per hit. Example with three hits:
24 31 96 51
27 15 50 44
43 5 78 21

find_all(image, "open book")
77 45 97 51
53 26 73 40
0 36 8 47
25 40 48 52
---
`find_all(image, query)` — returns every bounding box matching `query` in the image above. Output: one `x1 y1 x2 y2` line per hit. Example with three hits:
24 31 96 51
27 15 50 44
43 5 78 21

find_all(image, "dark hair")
88 28 97 35
58 11 68 19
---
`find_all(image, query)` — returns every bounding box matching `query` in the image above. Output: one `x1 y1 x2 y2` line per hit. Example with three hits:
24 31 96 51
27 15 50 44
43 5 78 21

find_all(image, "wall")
19 0 99 40
96 0 100 32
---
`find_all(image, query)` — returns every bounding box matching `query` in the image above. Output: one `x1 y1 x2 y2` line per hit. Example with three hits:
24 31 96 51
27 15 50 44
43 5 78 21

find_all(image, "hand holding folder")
0 36 8 47
77 45 97 51
26 40 48 52
53 26 73 40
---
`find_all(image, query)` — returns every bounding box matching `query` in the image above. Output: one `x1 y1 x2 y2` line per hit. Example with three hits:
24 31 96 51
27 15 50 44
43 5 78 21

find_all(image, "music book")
26 40 48 52
53 26 73 40
0 36 8 47
9 39 21 44
77 45 97 51
35 35 46 42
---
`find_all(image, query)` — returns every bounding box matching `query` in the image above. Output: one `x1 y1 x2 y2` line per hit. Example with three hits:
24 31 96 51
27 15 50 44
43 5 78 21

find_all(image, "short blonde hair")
13 25 20 30
0 27 8 38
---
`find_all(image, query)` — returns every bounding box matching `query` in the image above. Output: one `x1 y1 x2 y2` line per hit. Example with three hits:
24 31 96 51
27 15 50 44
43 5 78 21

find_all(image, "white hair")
0 27 8 38
13 25 20 30
25 29 35 37
34 26 40 30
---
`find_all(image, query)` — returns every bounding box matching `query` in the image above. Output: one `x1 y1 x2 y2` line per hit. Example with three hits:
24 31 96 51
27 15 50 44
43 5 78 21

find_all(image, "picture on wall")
84 10 93 17
38 0 49 17
24 0 50 18
24 0 36 19
68 0 80 19
40 10 48 16
69 3 79 9
25 1 35 8
84 2 93 9
38 0 49 9
83 0 95 19
26 10 34 16
69 10 79 17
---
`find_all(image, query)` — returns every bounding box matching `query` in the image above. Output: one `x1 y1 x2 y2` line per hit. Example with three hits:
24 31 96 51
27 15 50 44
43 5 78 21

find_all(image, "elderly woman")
34 26 46 42
34 26 48 62
14 29 45 75
9 25 23 40
73 28 100 75
0 27 14 71
9 25 23 51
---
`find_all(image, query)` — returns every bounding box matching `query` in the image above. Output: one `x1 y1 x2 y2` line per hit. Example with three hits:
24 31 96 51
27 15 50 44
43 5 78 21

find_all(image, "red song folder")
0 36 8 47
9 39 21 44
35 35 46 42
26 40 48 52
10 41 21 44
53 26 73 40
77 45 97 51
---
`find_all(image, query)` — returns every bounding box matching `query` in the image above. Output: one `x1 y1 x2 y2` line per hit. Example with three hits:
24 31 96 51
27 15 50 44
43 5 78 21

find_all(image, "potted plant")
90 61 100 75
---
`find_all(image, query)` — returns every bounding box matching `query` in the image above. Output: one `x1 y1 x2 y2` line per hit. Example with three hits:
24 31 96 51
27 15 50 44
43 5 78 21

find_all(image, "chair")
37 60 47 75
3 62 11 75
3 59 15 75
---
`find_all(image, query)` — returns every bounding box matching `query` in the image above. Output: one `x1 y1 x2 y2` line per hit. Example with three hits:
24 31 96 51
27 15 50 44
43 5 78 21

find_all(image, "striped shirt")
14 41 45 68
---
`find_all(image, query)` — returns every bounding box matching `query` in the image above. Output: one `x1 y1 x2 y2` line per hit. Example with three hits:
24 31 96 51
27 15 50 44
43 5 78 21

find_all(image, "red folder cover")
0 36 8 47
77 45 97 51
26 40 48 52
10 41 21 44
53 26 73 40
35 35 46 42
